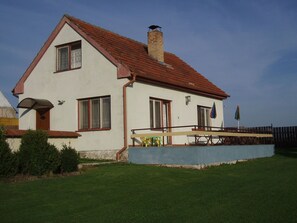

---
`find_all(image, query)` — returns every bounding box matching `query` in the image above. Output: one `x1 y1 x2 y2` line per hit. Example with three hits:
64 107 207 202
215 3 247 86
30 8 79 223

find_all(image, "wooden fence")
246 126 297 148
245 126 273 145
273 126 297 148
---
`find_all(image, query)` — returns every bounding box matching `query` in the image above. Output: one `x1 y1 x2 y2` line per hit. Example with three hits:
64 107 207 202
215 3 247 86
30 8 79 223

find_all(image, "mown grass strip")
1 153 297 223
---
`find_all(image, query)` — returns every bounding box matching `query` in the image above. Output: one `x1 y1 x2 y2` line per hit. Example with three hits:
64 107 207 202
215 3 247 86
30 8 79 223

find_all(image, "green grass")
1 152 297 223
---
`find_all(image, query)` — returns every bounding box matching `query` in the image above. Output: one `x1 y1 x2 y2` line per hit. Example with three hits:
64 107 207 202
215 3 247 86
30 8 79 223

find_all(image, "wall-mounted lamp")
185 96 191 105
58 100 65 105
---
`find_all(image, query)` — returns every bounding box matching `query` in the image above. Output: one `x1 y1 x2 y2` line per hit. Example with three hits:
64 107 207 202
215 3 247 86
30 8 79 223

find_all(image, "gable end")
12 15 131 96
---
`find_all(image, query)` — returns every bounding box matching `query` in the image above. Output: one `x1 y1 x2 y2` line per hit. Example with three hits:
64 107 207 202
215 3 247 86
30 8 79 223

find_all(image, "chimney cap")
148 25 162 31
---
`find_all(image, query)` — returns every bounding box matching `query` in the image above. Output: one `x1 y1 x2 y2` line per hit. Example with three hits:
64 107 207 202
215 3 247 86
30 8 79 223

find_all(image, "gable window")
78 96 111 130
56 41 82 71
197 105 211 129
150 98 170 129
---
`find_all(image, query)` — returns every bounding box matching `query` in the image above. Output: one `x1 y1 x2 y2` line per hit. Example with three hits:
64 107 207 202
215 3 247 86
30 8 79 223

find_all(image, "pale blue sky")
0 0 296 127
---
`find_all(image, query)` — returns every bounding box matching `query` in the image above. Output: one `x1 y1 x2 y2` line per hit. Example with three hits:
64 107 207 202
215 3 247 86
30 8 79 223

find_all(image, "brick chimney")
147 25 164 62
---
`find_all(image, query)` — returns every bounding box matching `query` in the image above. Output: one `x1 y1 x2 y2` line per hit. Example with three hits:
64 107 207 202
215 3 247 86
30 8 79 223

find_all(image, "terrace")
129 125 274 166
131 125 273 146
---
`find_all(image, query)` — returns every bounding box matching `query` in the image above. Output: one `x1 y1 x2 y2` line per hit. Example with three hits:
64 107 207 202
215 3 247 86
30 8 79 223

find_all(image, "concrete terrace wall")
129 145 275 165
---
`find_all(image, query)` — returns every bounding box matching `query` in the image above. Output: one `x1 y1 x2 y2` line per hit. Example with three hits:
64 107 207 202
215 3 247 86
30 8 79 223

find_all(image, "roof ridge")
65 14 147 47
65 14 177 56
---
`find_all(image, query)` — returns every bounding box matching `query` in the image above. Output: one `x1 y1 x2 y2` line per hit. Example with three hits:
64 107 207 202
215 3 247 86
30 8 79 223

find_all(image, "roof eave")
136 76 229 100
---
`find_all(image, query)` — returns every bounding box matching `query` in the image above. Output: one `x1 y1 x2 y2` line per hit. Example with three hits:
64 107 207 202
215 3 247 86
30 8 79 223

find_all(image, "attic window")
56 41 81 72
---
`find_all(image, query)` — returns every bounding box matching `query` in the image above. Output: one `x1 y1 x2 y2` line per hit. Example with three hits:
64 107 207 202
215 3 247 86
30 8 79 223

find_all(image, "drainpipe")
116 74 136 161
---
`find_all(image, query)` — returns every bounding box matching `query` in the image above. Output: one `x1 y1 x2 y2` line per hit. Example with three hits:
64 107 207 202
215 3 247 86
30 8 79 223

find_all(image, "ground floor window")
197 105 211 129
78 96 111 130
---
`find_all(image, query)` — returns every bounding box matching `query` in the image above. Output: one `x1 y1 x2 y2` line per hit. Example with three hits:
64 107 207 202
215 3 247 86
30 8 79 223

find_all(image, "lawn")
1 151 297 223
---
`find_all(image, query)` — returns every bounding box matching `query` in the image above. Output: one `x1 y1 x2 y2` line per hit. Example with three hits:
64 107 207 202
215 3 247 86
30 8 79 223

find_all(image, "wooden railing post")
132 130 135 147
162 128 165 146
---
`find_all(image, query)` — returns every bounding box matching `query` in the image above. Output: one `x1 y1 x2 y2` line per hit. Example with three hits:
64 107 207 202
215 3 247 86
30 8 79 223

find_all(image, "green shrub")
45 144 61 174
18 130 60 176
0 128 18 177
60 144 79 173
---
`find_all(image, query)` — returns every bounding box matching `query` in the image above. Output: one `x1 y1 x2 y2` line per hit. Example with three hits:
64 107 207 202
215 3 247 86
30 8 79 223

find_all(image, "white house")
13 15 229 160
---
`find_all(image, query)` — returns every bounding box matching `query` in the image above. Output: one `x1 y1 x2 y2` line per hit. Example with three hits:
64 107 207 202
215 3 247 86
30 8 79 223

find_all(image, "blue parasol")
235 105 240 129
210 102 217 119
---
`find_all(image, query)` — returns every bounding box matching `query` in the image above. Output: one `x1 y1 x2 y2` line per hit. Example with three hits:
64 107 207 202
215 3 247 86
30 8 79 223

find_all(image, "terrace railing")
131 125 273 147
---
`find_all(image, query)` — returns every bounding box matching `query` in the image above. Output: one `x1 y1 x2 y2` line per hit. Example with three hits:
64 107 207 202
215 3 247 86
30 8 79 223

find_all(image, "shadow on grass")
275 147 297 158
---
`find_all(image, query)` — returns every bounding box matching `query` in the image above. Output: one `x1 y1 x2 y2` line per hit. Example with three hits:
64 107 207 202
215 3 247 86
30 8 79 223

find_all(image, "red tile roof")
13 15 229 99
65 15 228 99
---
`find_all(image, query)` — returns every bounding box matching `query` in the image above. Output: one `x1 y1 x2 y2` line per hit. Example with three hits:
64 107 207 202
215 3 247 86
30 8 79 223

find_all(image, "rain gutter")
116 74 136 161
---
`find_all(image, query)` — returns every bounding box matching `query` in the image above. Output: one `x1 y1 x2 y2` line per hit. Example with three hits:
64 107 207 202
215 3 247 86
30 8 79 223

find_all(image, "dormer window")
56 41 81 72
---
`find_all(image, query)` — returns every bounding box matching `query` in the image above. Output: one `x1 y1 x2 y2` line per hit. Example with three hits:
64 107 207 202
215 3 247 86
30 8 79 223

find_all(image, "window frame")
56 41 82 72
149 97 171 130
197 105 211 130
77 96 111 131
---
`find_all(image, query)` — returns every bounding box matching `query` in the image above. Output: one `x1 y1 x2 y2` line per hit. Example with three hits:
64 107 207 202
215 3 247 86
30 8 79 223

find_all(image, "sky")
0 0 296 127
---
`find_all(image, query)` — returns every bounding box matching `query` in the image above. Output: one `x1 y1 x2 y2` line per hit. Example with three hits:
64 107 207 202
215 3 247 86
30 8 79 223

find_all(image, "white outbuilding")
0 90 16 118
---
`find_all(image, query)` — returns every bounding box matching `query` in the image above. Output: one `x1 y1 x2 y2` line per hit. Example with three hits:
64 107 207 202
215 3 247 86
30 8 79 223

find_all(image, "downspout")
116 74 136 161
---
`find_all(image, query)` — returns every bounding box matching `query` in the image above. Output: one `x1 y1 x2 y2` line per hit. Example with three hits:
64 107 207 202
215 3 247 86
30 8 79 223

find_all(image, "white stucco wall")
6 138 78 152
19 24 125 156
126 82 225 145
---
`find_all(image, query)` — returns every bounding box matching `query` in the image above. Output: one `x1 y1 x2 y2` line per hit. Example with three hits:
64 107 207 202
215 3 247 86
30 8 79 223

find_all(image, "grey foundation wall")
128 145 274 165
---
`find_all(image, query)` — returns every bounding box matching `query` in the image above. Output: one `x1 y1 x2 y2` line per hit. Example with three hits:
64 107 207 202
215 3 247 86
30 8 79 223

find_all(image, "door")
150 98 172 145
197 106 211 130
36 109 50 130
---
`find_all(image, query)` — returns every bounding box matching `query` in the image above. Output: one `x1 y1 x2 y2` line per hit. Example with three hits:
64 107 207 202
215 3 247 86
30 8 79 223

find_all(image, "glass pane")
79 100 89 129
163 103 168 128
155 101 161 128
91 99 100 128
71 43 82 69
150 100 154 128
101 97 111 128
201 109 206 127
198 107 205 128
58 47 69 70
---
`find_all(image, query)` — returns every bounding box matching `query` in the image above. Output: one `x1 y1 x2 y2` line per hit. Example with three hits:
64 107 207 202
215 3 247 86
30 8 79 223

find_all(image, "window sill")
76 128 111 132
54 67 81 74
